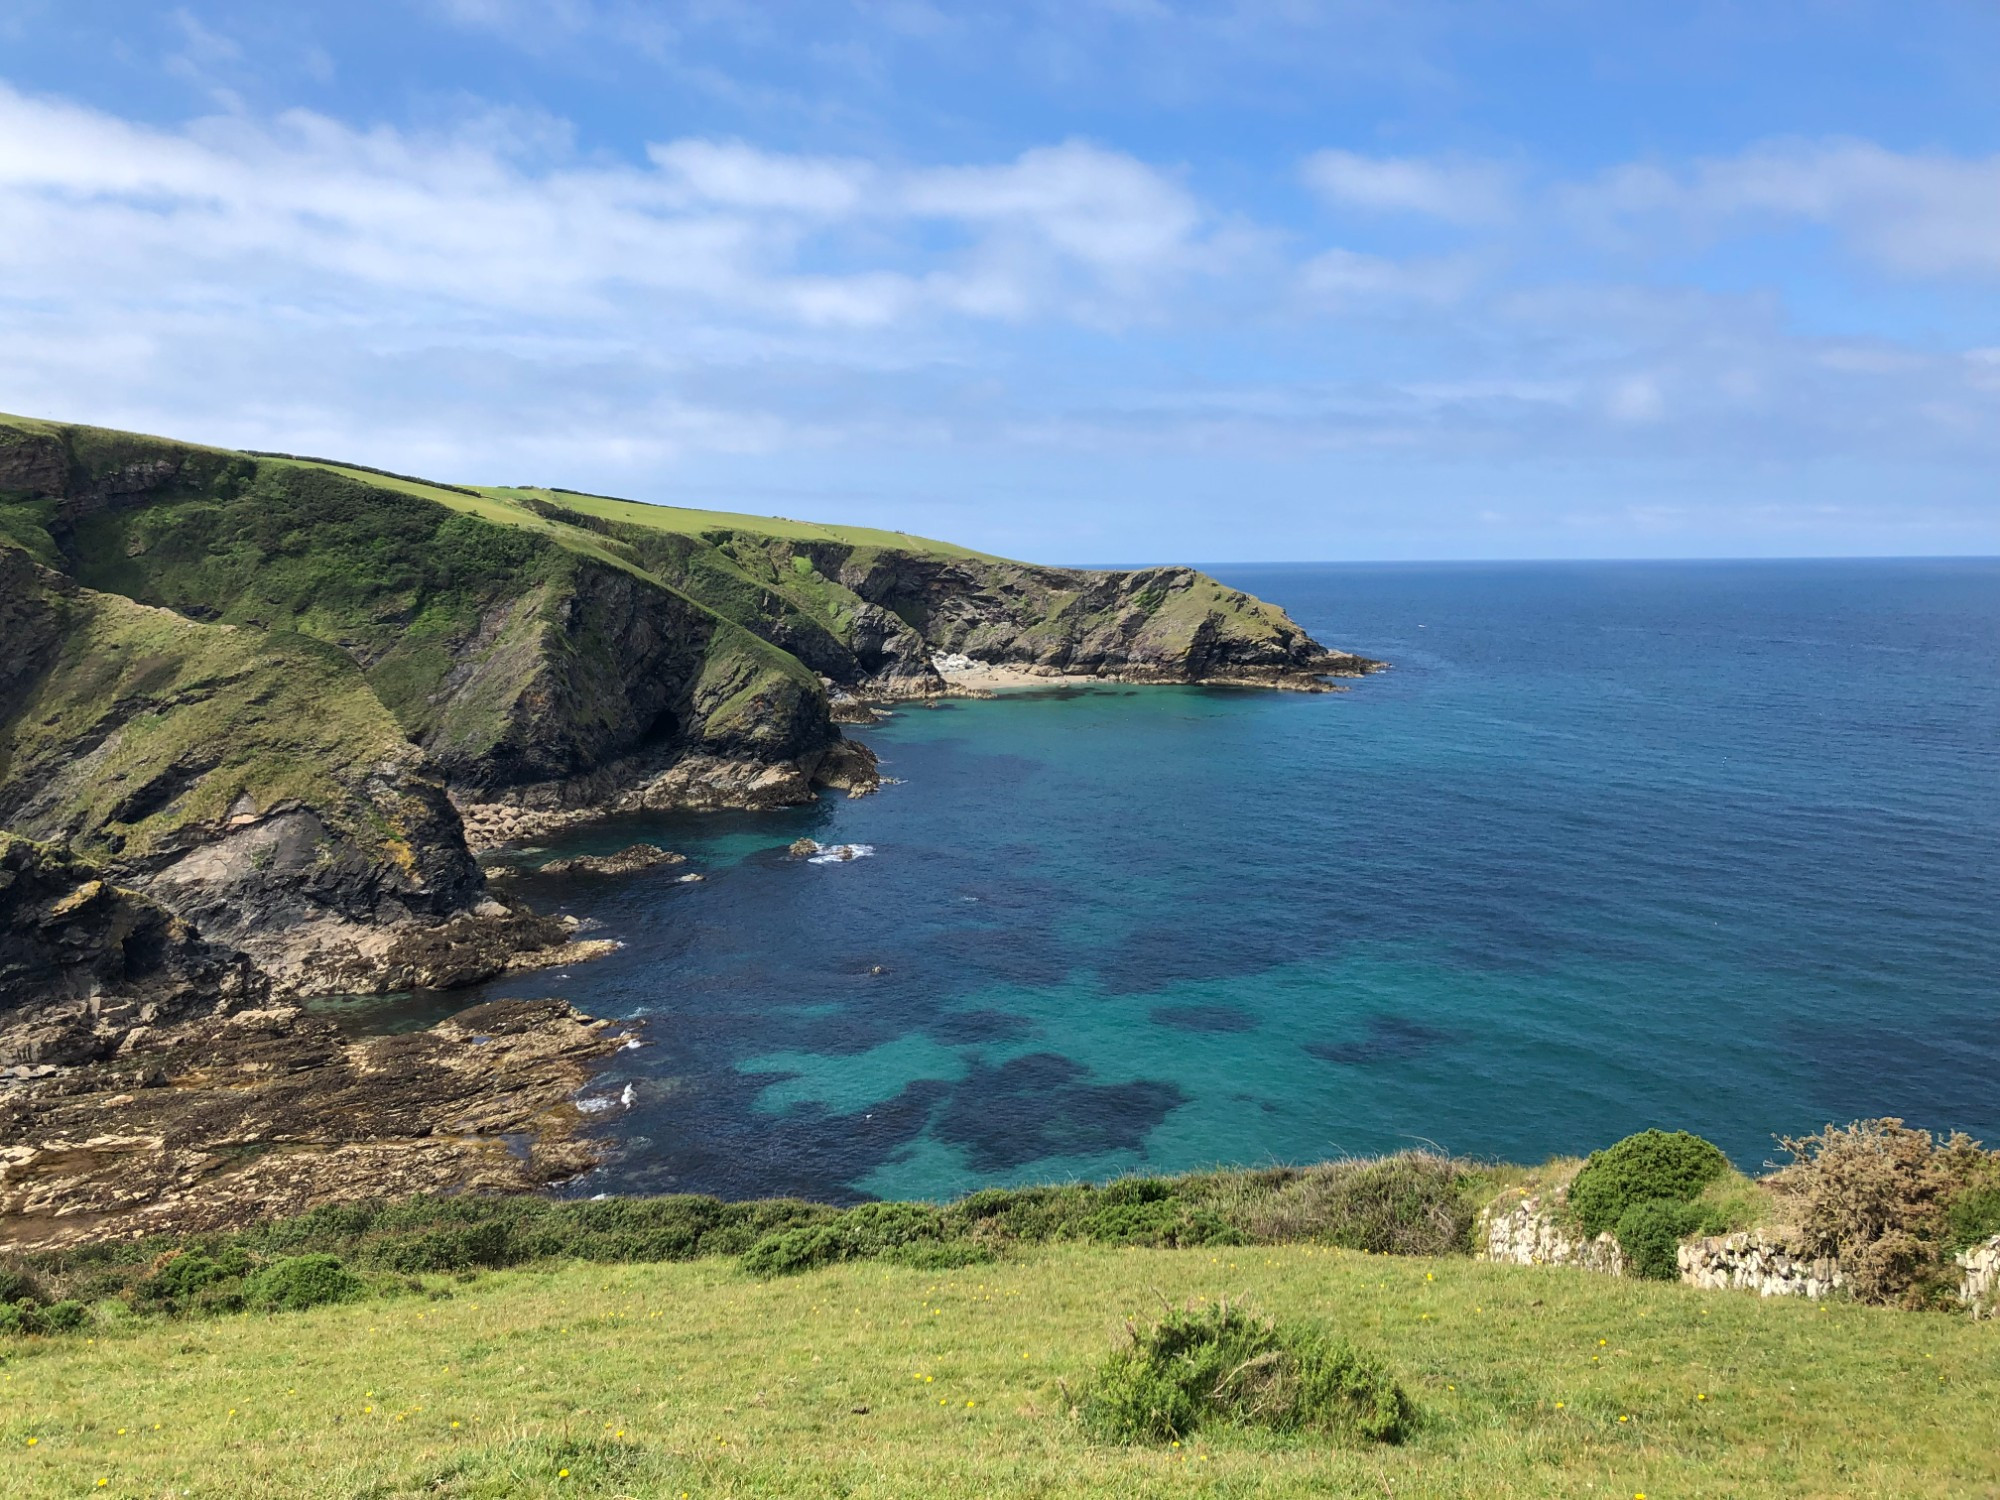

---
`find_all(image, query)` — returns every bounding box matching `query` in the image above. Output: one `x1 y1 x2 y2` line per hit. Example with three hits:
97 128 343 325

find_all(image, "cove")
462 558 2000 1202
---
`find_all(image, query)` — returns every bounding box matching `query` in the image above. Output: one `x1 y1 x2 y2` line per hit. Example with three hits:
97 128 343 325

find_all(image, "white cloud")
1302 149 1514 224
648 137 873 213
1575 139 2000 278
1298 246 1479 306
0 85 1225 335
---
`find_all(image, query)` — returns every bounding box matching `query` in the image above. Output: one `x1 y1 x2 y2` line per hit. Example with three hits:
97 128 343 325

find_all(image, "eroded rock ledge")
0 998 634 1253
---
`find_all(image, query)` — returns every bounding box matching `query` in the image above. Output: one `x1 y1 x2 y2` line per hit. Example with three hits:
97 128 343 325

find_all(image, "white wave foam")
807 842 875 865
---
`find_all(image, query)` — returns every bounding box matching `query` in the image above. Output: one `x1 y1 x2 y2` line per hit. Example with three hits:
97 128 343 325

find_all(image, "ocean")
412 559 2000 1202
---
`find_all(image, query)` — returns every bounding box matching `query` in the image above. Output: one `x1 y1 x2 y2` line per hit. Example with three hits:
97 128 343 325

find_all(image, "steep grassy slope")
0 547 482 986
0 432 834 792
5 1244 1995 1498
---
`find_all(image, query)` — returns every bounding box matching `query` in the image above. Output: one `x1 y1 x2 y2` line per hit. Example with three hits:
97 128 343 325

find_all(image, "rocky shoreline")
1 411 1386 1246
1 997 633 1252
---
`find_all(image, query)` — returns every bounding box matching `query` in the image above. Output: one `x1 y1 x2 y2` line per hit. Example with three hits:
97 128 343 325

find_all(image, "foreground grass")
6 1245 1996 1499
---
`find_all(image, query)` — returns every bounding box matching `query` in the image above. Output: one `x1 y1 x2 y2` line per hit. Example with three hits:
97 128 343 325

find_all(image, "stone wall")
1481 1195 1626 1276
1677 1232 1844 1299
1961 1235 2000 1319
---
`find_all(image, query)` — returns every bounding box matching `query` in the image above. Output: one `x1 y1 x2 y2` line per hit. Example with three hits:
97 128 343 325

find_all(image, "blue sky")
2 2 1998 561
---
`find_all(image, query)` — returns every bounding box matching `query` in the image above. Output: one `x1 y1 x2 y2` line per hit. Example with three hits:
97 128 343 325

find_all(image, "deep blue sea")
403 560 2000 1202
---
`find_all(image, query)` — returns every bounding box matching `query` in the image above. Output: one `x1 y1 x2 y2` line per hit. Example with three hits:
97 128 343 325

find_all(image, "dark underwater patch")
931 1053 1186 1173
927 1009 1037 1045
1150 1004 1258 1034
1304 1016 1451 1066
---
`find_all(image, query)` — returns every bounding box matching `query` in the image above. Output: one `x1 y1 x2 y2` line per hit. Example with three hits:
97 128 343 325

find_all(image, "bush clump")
1614 1199 1711 1281
1242 1153 1478 1255
243 1254 364 1311
0 1264 46 1306
741 1202 993 1277
1077 1300 1412 1444
0 1298 88 1335
1568 1130 1731 1239
140 1246 255 1306
1772 1119 1999 1307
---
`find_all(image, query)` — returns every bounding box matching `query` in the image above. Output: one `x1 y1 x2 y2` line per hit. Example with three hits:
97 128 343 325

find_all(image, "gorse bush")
1077 1300 1412 1444
1946 1184 2000 1250
243 1254 364 1312
0 1298 87 1335
140 1247 255 1306
1772 1119 1999 1306
1567 1130 1731 1239
0 1264 46 1306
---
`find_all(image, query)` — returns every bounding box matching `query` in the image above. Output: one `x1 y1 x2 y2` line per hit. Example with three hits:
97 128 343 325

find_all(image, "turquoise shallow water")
467 559 2000 1201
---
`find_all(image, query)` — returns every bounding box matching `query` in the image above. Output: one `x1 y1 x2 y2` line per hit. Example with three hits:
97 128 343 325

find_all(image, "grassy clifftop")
5 1241 1994 1498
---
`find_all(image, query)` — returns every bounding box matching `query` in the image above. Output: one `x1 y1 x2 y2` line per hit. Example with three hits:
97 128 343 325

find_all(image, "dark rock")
538 843 686 878
0 832 266 1068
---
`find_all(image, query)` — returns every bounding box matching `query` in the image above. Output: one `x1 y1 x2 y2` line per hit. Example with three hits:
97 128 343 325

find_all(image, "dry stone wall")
1485 1194 1999 1314
1481 1195 1627 1276
1961 1235 2000 1319
1677 1233 1844 1299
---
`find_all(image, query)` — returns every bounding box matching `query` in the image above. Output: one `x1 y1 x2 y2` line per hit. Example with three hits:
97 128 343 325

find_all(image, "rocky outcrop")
1481 1193 1627 1275
451 739 878 852
538 843 687 877
0 833 267 1068
0 998 634 1251
1678 1232 1846 1299
815 550 1375 693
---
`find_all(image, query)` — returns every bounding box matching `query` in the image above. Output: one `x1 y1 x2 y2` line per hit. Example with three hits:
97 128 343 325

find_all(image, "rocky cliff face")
0 547 521 991
0 833 267 1069
2 411 1376 999
821 550 1375 691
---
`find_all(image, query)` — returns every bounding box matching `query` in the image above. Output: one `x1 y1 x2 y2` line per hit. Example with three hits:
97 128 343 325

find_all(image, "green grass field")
7 1243 1995 1499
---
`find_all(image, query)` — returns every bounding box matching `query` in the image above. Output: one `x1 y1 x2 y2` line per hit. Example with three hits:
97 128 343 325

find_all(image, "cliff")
1 411 1375 997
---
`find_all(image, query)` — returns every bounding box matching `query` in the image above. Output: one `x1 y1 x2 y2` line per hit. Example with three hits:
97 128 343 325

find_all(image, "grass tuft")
1076 1298 1413 1444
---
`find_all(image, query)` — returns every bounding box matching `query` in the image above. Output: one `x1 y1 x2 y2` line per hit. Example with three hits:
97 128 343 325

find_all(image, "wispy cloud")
1302 149 1516 224
1571 139 2000 278
2 66 1998 555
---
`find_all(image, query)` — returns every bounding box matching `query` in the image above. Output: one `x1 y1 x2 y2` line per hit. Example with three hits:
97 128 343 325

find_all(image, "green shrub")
372 1220 521 1274
141 1246 254 1305
0 1265 45 1306
1568 1130 1730 1238
1083 1199 1245 1248
2 1298 91 1335
1078 1301 1412 1444
35 1300 89 1333
740 1225 845 1278
1614 1200 1712 1281
741 1201 964 1276
243 1254 364 1312
1946 1184 2000 1250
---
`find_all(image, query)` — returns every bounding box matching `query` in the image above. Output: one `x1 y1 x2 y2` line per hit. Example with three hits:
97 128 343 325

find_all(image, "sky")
2 2 1999 561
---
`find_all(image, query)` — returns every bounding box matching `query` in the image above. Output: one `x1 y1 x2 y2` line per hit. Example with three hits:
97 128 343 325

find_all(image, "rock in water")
538 843 687 877
788 838 822 858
